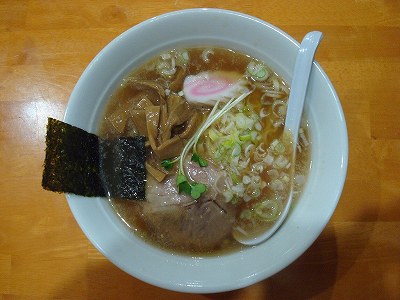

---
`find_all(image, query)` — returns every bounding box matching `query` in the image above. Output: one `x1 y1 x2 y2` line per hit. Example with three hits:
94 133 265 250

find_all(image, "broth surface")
98 47 311 256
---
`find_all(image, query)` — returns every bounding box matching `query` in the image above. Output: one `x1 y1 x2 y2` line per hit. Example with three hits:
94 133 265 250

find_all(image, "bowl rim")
64 8 348 293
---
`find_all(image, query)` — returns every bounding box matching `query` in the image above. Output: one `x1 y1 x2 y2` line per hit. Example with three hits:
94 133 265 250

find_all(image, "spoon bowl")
234 31 324 245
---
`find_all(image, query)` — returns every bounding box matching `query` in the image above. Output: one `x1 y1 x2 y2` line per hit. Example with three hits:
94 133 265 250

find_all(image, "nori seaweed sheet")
99 137 146 200
42 118 146 200
42 118 105 197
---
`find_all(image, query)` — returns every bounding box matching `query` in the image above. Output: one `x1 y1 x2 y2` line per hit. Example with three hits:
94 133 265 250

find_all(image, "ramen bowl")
65 8 348 293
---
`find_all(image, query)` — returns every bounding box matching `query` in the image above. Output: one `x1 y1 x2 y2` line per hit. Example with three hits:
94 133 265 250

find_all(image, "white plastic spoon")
234 31 323 245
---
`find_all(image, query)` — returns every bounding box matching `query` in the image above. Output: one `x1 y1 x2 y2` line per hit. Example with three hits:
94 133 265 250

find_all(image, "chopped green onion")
256 69 267 79
246 61 270 81
231 172 239 184
175 49 190 66
232 143 241 157
223 138 235 148
240 209 252 219
275 142 285 154
208 128 220 141
253 199 281 221
239 134 252 141
230 195 239 205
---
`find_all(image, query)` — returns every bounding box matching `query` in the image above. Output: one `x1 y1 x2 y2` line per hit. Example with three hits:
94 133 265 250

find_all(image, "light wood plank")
0 1 399 299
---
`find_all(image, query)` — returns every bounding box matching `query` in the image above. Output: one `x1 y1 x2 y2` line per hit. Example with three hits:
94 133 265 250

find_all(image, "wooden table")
1 1 399 299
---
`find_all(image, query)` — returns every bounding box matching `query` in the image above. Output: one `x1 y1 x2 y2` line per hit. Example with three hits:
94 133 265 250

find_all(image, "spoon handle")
284 31 323 146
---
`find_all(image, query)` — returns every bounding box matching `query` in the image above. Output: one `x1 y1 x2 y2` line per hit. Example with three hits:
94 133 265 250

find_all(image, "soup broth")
98 47 311 256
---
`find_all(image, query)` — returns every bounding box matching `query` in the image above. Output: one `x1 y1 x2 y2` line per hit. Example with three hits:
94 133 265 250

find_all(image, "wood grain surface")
1 1 399 299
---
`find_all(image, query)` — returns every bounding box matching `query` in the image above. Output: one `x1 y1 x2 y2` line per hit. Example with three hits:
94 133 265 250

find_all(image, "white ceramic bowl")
64 9 348 293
